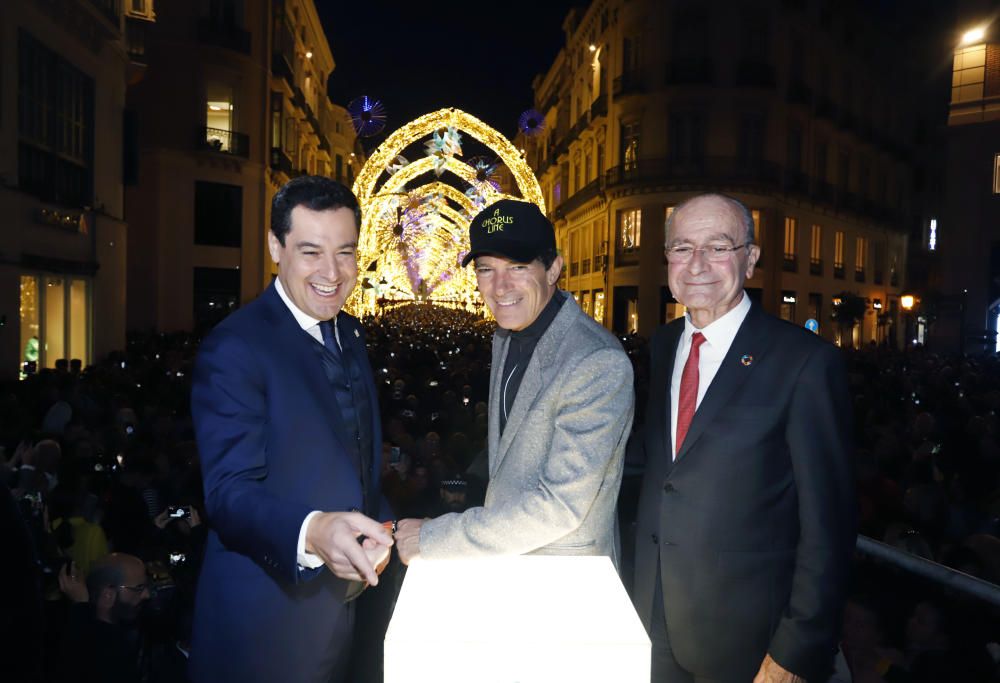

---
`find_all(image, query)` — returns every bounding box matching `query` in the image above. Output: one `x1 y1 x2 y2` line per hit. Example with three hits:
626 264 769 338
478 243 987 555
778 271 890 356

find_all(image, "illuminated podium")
384 555 650 683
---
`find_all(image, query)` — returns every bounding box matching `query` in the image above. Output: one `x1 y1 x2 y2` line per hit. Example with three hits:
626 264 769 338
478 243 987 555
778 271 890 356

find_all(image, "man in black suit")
632 194 855 682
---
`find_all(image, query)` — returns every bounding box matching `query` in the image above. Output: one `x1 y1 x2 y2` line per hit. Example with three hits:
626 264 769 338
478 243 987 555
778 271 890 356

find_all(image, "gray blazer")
420 296 635 568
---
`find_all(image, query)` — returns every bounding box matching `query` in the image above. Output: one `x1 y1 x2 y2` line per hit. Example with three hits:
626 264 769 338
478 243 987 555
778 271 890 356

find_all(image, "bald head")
665 193 755 247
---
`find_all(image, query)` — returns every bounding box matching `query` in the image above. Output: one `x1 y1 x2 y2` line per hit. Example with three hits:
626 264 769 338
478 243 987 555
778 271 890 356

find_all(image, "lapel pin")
354 329 360 338
740 354 753 367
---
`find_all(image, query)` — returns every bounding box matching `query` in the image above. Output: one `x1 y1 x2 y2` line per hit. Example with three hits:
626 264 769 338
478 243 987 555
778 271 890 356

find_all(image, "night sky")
318 1 582 151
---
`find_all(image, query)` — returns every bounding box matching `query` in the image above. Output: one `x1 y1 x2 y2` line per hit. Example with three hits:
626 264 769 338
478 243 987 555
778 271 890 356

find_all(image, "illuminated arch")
348 108 544 315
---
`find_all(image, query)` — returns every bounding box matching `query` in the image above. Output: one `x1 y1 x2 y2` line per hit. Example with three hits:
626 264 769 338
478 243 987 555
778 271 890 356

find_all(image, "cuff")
297 510 325 569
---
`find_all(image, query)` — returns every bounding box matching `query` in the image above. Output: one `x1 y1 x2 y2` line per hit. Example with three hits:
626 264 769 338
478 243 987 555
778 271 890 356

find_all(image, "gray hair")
664 193 755 245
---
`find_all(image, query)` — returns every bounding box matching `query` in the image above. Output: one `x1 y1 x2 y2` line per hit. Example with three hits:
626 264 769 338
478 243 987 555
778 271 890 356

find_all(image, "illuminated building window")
855 236 867 281
810 224 822 275
993 156 1000 194
952 45 985 104
622 122 639 171
618 208 641 253
834 230 845 278
783 217 797 271
205 82 236 151
593 290 605 323
18 274 90 376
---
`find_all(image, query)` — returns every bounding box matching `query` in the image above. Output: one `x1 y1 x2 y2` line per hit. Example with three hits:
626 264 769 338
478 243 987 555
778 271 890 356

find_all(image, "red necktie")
675 332 706 458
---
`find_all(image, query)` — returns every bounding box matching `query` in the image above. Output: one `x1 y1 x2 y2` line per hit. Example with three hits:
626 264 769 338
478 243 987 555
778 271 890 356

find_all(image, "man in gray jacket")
396 199 634 567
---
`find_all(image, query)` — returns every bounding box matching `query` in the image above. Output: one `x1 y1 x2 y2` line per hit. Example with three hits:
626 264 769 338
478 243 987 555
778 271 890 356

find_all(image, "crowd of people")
2 310 999 681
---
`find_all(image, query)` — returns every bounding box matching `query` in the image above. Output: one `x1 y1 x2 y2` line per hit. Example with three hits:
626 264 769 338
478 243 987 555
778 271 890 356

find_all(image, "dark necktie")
675 332 706 458
319 318 341 361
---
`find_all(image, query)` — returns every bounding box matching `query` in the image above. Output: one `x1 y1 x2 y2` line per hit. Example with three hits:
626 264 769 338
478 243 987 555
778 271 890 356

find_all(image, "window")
18 31 95 207
994 156 1000 194
669 112 706 165
838 148 850 193
952 45 985 103
786 124 803 174
834 230 845 278
783 217 797 260
569 230 580 277
621 122 640 171
814 137 828 182
195 181 242 247
592 290 605 323
780 291 796 322
859 156 870 199
194 267 240 332
738 113 765 169
810 224 822 275
205 81 239 153
585 152 593 184
855 236 867 281
808 293 822 327
618 208 641 255
18 274 90 376
873 241 885 285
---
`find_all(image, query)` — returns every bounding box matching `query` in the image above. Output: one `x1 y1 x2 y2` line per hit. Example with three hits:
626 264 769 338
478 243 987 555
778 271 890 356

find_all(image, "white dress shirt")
670 293 751 458
274 277 339 570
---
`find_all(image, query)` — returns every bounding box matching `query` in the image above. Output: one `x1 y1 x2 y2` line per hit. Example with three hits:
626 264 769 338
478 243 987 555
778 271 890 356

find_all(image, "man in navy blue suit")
189 176 393 683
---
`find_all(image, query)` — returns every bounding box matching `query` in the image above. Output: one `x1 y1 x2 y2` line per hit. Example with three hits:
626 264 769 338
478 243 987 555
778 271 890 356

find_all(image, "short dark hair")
537 248 560 271
270 176 361 246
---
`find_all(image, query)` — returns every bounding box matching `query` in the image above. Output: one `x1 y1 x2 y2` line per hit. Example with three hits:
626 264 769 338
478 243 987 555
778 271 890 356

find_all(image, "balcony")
582 257 591 274
590 95 608 120
735 60 775 88
125 16 149 65
200 127 249 158
554 178 602 219
810 258 823 276
570 113 590 139
271 148 294 174
198 19 251 54
272 17 295 84
603 156 781 191
664 59 714 85
834 265 845 279
855 269 866 283
783 256 798 273
613 70 644 97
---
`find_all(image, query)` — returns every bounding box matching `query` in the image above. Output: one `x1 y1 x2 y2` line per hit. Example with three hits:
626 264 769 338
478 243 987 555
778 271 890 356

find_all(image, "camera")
167 506 190 520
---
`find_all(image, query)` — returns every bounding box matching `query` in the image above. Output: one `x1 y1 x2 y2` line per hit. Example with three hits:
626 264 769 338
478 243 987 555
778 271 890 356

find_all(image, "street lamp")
900 294 917 350
900 295 915 311
961 26 987 45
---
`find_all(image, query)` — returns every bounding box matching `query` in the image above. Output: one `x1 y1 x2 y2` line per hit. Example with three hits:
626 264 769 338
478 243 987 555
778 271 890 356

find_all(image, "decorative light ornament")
347 96 387 137
518 108 545 137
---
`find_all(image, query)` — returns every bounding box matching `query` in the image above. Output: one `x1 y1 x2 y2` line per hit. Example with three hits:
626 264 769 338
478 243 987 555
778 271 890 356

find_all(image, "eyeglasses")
117 583 150 594
665 242 750 264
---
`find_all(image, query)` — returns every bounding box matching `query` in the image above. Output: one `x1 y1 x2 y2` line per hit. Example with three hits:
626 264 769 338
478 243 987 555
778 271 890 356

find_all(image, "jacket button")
651 534 659 544
663 482 675 493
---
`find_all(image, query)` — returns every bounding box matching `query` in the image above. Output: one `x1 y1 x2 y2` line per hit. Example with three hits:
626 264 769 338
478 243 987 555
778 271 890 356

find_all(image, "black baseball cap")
461 199 556 267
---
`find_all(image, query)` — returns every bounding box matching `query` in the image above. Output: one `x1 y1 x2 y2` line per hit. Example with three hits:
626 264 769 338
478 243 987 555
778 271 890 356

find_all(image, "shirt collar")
511 289 567 340
682 291 752 349
274 277 334 332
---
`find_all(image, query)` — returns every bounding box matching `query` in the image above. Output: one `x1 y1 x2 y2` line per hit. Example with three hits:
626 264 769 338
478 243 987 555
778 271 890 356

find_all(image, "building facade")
0 0 129 380
938 14 1000 353
124 0 363 334
521 0 916 347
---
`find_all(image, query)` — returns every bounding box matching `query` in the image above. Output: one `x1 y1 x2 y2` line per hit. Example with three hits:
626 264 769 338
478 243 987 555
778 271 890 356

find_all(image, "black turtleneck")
499 289 567 434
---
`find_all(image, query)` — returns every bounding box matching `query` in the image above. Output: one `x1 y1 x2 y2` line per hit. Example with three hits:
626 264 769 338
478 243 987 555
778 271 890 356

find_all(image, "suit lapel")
487 328 508 477
492 297 578 475
653 322 684 472
674 305 769 463
261 284 354 461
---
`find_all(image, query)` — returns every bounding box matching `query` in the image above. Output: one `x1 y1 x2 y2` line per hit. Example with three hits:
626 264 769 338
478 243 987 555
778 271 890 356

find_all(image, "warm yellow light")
901 295 915 310
348 108 545 317
589 43 597 52
305 50 313 59
962 26 986 45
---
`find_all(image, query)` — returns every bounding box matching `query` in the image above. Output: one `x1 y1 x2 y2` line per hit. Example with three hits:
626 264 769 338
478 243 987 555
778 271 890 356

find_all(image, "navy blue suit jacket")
188 283 382 683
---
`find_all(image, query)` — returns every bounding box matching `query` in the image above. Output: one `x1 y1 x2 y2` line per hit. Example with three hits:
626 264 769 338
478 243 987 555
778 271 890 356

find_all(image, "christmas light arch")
349 108 545 315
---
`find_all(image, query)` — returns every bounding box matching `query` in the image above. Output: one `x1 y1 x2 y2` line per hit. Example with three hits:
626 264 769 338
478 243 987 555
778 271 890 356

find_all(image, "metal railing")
856 535 1000 608
200 127 249 158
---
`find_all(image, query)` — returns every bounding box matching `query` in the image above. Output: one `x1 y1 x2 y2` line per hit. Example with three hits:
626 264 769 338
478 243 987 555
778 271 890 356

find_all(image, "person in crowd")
187 176 392 683
631 193 856 682
59 552 152 683
395 199 634 568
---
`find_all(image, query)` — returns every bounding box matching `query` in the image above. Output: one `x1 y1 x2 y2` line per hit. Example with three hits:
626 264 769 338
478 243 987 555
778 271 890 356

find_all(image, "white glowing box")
384 555 650 683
